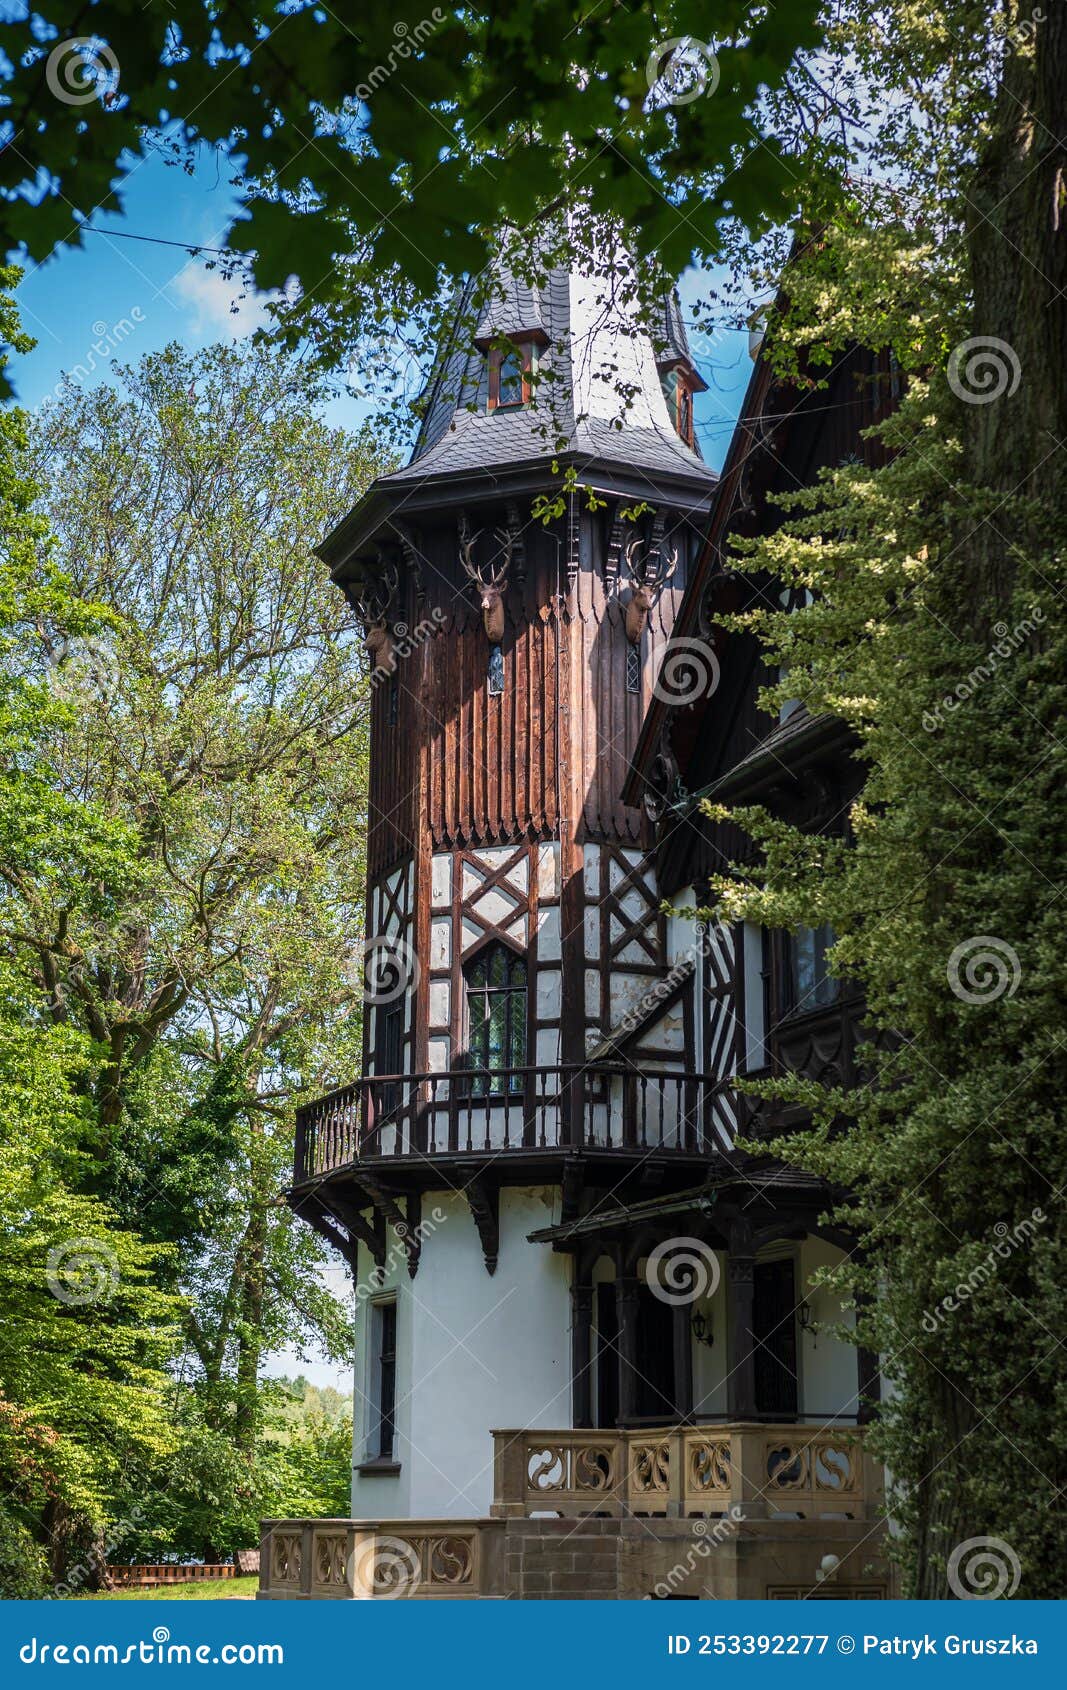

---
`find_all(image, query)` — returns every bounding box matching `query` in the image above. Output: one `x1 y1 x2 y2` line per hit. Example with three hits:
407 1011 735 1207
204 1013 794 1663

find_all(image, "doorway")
753 1258 799 1418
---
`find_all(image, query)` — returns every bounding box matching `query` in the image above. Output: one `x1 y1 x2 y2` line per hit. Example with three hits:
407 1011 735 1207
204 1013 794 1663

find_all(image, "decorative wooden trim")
358 1173 420 1275
465 1177 500 1274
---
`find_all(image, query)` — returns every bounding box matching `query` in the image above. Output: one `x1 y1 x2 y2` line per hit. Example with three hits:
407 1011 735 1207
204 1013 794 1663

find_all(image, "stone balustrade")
258 1519 501 1601
490 1423 879 1521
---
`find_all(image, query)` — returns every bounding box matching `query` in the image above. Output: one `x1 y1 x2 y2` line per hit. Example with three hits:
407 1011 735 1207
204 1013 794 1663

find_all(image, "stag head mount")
621 535 679 645
459 513 512 643
352 558 400 672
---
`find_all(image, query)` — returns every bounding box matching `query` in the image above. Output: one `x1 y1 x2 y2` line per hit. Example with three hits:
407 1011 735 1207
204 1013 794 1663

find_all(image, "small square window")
626 645 641 693
488 642 505 695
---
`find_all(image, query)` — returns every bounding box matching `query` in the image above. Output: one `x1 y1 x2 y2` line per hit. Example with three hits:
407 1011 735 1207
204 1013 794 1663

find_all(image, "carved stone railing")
258 1519 501 1601
491 1424 878 1521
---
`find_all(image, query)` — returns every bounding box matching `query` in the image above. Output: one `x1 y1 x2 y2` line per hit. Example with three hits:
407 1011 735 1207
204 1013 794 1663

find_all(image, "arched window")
465 944 526 1095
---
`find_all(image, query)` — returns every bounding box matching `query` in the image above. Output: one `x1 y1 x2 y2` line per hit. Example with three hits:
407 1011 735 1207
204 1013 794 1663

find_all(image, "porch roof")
527 1163 833 1248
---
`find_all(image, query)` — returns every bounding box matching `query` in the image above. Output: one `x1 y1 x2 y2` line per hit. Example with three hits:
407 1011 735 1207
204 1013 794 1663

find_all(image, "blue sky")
10 144 753 469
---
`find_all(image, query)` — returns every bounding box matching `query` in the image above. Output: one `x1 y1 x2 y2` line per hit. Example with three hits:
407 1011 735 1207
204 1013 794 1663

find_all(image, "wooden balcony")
294 1064 728 1183
491 1423 879 1521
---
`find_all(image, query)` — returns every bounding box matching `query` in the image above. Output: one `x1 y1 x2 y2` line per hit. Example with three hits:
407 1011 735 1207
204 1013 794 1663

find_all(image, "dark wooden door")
635 1283 676 1419
753 1259 799 1418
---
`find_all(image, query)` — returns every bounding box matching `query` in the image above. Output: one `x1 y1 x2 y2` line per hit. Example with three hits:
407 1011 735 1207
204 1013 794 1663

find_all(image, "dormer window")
488 339 535 410
661 364 696 448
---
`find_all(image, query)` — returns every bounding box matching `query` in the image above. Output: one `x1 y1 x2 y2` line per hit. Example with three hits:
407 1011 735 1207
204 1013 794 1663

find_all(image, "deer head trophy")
353 558 400 673
459 514 512 643
622 536 678 645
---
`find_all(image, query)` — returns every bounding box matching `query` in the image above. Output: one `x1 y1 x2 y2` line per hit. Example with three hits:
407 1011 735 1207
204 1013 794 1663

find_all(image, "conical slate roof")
383 264 714 491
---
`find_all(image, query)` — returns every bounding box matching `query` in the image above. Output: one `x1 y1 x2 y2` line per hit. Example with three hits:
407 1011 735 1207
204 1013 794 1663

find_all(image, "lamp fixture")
690 1307 714 1348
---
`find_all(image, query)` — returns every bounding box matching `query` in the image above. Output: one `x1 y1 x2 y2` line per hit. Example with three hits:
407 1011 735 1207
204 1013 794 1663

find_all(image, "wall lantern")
690 1307 714 1348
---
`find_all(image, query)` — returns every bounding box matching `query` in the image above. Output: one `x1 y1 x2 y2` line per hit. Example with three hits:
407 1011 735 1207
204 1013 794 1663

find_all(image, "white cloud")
164 258 274 338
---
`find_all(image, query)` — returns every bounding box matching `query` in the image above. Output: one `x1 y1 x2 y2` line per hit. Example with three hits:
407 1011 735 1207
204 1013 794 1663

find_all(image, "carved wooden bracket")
391 520 425 603
358 1173 420 1276
504 500 526 589
465 1178 500 1275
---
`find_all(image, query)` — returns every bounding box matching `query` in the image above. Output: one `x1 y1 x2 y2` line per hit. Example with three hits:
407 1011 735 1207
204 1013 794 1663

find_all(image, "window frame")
488 340 535 410
367 1296 398 1463
785 923 840 1016
464 942 528 1097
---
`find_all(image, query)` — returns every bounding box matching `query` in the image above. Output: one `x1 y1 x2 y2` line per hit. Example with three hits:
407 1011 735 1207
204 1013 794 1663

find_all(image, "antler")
621 533 645 589
458 513 484 583
657 544 679 591
353 558 399 626
489 526 513 587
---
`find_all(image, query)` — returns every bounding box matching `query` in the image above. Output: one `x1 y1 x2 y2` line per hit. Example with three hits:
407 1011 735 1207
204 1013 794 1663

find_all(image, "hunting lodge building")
259 254 894 1601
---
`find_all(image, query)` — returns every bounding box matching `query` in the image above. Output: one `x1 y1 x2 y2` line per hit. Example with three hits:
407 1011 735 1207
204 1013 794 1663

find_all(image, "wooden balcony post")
293 1106 308 1183
726 1255 758 1421
672 1301 693 1420
615 1277 641 1424
571 1282 594 1428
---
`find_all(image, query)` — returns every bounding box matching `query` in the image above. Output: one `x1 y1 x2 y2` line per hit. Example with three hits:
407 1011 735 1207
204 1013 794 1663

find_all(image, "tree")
2 339 384 1541
698 2 1066 1596
0 3 824 350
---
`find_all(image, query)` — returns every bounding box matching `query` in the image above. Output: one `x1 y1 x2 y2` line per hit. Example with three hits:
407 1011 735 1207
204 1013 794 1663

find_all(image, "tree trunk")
911 5 1067 1596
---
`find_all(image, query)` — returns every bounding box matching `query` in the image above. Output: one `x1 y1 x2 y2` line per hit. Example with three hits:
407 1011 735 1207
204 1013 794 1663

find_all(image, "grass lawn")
69 1577 259 1601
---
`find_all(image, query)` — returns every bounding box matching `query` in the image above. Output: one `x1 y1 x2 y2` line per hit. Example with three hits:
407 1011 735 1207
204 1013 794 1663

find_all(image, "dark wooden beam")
571 1281 594 1428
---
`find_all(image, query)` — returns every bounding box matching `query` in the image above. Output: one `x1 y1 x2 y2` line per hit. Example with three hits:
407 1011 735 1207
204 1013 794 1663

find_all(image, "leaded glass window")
465 945 526 1095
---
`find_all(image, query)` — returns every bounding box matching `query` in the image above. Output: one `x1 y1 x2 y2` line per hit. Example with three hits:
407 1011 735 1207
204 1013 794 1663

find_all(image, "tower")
294 258 718 1516
262 259 892 1602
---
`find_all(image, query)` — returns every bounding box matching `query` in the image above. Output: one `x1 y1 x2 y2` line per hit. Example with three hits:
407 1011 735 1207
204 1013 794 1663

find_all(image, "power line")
81 227 241 257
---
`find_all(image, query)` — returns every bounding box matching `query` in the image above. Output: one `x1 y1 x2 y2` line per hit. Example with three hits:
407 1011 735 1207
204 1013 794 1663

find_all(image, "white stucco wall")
350 1185 571 1520
797 1237 859 1419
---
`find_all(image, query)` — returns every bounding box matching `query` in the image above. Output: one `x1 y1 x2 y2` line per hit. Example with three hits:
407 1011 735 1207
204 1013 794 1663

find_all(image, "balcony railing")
294 1064 726 1182
491 1423 879 1520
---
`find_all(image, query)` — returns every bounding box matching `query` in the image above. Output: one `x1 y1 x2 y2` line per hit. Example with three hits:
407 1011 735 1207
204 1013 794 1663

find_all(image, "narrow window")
388 669 399 724
489 341 534 410
626 644 641 693
488 642 505 695
369 1298 397 1461
465 944 526 1096
789 923 839 1013
678 383 693 446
